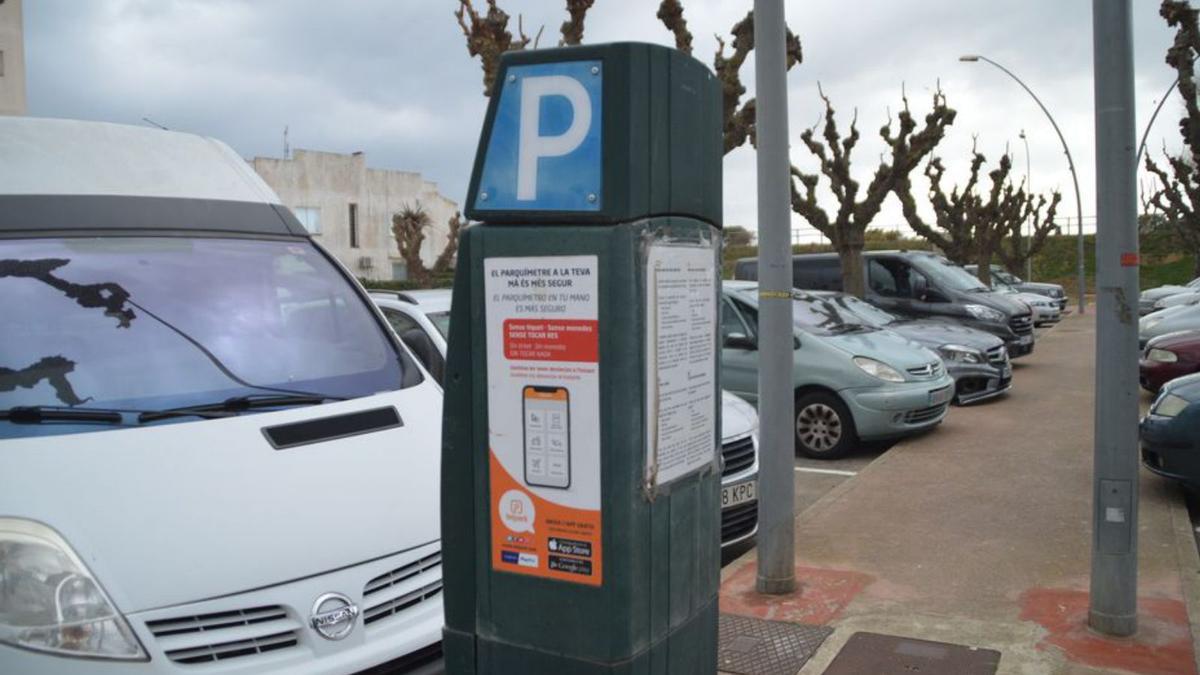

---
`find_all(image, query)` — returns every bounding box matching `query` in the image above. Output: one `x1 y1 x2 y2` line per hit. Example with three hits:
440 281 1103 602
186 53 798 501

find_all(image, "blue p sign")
475 60 602 212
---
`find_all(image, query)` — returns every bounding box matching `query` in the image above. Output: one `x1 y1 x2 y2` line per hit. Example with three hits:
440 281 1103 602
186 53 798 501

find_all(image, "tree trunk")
974 248 992 285
839 245 867 297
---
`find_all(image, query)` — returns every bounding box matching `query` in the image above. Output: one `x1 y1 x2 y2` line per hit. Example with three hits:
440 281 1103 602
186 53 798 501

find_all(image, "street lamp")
1019 129 1033 281
960 54 1086 314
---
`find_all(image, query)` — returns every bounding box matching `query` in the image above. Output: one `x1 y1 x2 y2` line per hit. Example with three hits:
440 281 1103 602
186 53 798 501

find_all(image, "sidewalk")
719 312 1200 675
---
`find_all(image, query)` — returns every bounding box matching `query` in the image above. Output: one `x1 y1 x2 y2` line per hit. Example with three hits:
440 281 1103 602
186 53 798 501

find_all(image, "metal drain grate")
822 632 1001 675
717 613 832 675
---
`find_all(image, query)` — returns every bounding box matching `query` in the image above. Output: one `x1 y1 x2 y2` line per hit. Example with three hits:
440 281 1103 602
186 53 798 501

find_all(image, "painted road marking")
794 467 858 477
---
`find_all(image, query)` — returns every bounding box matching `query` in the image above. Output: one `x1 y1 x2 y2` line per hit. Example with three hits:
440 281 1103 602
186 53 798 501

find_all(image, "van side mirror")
401 328 445 384
723 332 757 351
925 288 949 303
911 275 928 300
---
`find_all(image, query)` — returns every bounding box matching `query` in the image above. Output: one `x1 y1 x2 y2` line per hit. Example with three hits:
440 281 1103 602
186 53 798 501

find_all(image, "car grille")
1009 313 1034 336
361 551 443 626
985 345 1008 365
721 501 758 544
904 404 948 424
905 361 943 379
146 605 300 665
721 435 755 477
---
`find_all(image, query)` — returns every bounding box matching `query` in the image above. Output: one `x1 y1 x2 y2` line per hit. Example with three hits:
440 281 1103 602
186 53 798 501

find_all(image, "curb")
1169 484 1200 674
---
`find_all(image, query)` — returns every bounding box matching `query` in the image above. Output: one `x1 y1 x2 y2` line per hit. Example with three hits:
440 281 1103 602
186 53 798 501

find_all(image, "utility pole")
754 0 796 595
1089 0 1138 638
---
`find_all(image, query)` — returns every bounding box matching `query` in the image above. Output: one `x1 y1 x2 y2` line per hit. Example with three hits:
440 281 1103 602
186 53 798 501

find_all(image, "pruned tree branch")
559 0 594 46
656 0 693 54
433 212 467 276
455 0 533 96
392 203 433 284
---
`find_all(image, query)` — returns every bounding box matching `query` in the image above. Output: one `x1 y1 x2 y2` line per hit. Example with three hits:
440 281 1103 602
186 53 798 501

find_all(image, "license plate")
929 387 953 406
722 480 757 508
1019 335 1033 346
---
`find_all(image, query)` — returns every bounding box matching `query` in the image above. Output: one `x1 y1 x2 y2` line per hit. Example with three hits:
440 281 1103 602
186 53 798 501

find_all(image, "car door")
720 297 761 404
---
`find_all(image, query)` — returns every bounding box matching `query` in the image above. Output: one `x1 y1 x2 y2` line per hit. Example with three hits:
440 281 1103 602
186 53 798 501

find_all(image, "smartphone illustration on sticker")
522 385 571 489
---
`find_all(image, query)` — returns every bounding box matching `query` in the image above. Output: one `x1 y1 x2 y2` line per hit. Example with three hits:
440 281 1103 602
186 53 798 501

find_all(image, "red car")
1141 330 1200 392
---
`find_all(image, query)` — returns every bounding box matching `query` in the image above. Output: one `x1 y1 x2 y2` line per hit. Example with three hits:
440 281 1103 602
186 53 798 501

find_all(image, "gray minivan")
734 250 1036 358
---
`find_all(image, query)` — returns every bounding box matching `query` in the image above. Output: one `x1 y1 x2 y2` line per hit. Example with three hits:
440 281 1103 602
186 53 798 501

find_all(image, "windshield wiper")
826 323 874 335
1 405 126 425
138 393 340 423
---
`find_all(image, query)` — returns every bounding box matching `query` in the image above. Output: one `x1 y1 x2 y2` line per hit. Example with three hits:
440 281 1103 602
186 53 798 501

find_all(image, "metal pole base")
756 575 797 595
1088 608 1137 638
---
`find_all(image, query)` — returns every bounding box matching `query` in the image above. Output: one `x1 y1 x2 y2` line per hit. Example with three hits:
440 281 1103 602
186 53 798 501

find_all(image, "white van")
0 119 443 674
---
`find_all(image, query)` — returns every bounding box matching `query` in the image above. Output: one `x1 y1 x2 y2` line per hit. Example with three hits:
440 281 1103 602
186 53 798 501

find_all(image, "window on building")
1 51 6 78
292 206 321 234
349 203 359 249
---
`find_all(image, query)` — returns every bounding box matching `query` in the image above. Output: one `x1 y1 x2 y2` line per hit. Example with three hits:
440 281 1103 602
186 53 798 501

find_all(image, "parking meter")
441 43 723 674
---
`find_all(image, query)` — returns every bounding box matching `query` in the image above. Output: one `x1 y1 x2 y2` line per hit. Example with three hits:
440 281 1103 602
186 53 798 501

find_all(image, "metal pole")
960 55 1087 313
753 0 796 595
1136 76 1180 170
1089 0 1138 638
1021 130 1033 281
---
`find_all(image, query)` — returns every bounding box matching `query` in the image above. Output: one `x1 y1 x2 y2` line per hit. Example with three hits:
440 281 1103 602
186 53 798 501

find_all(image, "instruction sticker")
485 256 602 586
644 244 719 487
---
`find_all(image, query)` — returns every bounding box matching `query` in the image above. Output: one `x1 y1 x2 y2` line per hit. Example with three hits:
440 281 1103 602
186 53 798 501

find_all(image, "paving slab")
720 313 1200 675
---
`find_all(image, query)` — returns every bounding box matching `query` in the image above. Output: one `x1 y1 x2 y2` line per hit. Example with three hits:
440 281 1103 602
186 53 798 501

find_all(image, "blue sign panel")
476 60 602 212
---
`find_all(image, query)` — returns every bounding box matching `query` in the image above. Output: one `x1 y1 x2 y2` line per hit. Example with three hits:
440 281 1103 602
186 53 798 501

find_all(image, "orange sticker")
489 451 602 585
1120 252 1139 267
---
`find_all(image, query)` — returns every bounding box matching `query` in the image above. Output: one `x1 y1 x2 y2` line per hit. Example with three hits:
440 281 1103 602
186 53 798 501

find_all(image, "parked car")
810 291 1012 405
988 276 1061 326
1140 330 1200 392
1141 372 1200 487
1139 277 1200 315
370 290 762 548
1150 289 1200 314
721 282 955 459
0 118 445 673
963 264 1068 312
1140 303 1200 349
734 250 1036 358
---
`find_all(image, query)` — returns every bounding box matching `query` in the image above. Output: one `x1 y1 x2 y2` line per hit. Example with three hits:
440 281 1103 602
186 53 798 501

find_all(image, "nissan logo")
310 592 360 641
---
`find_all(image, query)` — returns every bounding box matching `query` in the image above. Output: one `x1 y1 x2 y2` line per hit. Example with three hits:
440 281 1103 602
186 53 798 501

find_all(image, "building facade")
251 149 458 281
0 0 27 116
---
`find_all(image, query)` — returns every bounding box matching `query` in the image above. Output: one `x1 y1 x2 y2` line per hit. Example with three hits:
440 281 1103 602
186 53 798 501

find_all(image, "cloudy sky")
22 0 1183 241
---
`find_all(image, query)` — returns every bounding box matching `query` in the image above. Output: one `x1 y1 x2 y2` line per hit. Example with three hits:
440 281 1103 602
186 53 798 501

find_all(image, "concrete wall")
0 0 27 116
251 149 458 281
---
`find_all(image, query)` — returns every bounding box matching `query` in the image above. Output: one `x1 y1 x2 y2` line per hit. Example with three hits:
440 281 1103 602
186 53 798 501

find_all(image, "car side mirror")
723 332 757 351
401 328 444 384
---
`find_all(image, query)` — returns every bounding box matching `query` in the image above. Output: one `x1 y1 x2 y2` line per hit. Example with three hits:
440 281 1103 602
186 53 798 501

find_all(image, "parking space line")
794 467 858 477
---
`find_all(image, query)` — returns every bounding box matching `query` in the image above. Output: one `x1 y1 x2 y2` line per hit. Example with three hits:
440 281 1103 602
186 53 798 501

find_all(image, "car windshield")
919 257 990 292
821 294 899 327
791 293 876 336
427 311 451 338
1 237 408 438
994 270 1021 284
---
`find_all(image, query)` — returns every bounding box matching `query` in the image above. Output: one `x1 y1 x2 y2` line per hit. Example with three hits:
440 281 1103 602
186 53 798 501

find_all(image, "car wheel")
794 392 857 459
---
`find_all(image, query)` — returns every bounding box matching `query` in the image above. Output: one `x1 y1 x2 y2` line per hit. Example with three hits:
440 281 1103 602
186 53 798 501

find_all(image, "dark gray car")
811 291 1012 405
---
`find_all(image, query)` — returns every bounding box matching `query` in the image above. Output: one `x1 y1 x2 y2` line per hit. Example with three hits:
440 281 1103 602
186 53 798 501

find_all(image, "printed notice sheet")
644 244 718 487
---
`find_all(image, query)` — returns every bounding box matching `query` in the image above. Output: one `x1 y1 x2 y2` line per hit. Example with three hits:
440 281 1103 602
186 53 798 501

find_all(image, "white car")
371 290 760 547
992 279 1061 326
1 119 443 674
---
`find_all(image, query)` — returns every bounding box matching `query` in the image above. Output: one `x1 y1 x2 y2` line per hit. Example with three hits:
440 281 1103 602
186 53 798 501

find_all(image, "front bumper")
947 360 1012 405
0 544 445 675
842 373 955 440
1032 306 1061 324
720 433 759 547
1139 359 1197 392
1140 414 1200 486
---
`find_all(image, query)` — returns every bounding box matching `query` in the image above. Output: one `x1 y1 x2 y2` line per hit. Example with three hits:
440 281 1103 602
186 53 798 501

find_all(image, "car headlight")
938 344 983 364
964 304 1006 323
0 518 146 661
1147 348 1179 363
853 356 905 382
1153 393 1191 418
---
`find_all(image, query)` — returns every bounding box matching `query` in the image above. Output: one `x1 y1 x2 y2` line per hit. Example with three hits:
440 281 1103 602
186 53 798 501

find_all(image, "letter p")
517 75 591 201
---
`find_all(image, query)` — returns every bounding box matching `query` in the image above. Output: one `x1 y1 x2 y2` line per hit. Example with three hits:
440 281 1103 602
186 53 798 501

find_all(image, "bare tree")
559 0 594 46
657 4 802 154
433 212 467 276
1145 1 1200 269
392 203 432 284
895 145 1061 283
790 88 956 296
455 0 538 97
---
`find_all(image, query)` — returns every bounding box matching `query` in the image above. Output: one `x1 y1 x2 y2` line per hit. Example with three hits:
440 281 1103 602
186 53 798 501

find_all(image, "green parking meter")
441 42 723 674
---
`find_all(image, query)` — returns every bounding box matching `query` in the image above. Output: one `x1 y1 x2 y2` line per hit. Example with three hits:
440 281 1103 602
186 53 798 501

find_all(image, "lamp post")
960 54 1086 314
1020 129 1033 281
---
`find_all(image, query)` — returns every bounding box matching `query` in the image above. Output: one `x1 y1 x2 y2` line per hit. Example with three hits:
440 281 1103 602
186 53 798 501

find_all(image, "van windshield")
1 237 408 438
919 257 990 293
